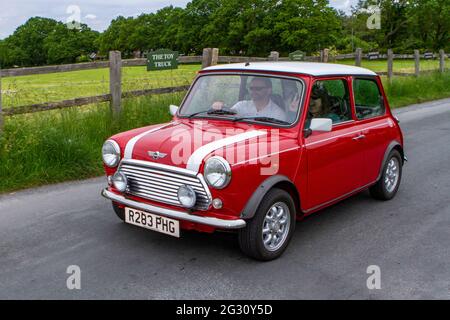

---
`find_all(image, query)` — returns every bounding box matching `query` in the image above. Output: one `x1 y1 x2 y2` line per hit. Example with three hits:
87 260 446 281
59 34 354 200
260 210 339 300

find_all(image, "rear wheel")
370 150 402 200
112 202 125 221
238 188 296 261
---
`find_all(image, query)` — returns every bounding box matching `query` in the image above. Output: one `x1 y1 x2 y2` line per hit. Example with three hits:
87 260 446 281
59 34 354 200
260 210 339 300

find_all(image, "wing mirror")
309 118 332 132
169 105 179 116
304 118 332 138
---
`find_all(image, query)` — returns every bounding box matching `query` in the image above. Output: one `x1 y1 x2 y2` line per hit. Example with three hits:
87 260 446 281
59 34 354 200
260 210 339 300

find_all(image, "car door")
352 76 393 186
304 77 365 211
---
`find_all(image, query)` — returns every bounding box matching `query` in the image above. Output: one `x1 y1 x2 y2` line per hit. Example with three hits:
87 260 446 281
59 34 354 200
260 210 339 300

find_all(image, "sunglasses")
249 86 268 91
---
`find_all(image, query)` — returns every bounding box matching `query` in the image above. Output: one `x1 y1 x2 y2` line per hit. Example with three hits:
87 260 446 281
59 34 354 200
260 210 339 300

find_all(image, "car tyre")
112 202 125 221
370 149 402 201
238 188 296 261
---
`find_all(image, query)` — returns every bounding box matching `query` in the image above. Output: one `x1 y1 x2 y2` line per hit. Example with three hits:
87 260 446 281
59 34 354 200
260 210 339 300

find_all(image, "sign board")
89 52 97 60
367 52 380 60
289 50 306 61
424 52 434 59
147 49 179 71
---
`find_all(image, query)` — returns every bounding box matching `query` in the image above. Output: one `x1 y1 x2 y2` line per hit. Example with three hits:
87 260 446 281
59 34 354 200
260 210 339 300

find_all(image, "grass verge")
382 71 450 108
0 93 179 193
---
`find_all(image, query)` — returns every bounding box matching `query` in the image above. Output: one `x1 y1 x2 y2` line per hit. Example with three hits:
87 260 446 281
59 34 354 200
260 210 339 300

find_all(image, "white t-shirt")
231 99 287 121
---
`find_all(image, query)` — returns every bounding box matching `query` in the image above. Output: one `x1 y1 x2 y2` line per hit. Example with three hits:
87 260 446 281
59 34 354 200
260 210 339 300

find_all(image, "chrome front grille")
119 159 212 210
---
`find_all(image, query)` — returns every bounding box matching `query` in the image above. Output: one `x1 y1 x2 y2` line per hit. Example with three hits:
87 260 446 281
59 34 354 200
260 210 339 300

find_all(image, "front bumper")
101 189 246 230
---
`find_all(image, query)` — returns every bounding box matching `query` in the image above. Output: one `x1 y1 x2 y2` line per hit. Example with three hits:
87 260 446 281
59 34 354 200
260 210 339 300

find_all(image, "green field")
1 59 445 109
336 58 442 73
1 64 201 108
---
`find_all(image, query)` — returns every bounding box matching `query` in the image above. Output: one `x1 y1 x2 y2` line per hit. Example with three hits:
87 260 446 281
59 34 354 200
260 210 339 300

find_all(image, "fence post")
355 48 362 67
211 48 219 66
109 51 122 117
439 50 445 73
202 48 212 69
323 48 329 63
414 50 420 77
268 51 279 61
0 68 3 132
387 49 394 81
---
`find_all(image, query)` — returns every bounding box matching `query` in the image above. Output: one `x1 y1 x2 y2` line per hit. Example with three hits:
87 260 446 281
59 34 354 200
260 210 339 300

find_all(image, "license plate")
125 207 180 238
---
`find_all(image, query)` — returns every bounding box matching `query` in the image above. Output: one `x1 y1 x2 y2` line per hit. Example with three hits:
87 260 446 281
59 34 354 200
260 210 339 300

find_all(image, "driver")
212 77 287 121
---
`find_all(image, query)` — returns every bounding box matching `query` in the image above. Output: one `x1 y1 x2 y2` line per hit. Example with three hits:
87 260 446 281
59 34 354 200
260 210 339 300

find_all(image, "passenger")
307 84 340 126
212 77 287 121
282 80 301 122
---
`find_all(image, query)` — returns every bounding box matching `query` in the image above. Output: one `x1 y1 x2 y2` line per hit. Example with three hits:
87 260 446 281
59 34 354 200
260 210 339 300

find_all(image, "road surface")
0 98 449 299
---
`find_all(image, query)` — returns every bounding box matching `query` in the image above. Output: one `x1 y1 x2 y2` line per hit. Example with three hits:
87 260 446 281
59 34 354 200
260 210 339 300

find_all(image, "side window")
308 79 352 125
353 78 385 120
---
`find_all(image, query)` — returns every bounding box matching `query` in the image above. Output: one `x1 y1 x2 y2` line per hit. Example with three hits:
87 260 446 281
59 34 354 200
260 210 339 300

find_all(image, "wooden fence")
0 48 448 131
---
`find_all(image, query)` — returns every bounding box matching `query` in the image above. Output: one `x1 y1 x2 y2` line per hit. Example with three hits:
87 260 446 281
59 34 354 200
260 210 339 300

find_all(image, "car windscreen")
178 74 304 126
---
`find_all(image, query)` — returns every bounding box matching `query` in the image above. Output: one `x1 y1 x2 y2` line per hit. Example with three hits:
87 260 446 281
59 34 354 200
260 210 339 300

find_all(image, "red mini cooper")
101 62 406 260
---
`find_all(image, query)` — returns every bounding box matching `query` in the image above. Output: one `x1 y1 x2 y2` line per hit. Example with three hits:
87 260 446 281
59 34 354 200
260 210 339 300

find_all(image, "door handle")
352 134 366 141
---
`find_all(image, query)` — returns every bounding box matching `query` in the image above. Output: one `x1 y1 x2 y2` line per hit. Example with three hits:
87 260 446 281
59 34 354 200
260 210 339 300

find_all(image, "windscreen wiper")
187 109 237 118
232 116 290 125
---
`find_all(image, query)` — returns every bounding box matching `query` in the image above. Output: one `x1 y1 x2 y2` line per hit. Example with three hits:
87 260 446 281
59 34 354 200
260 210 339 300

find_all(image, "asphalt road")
1 98 449 300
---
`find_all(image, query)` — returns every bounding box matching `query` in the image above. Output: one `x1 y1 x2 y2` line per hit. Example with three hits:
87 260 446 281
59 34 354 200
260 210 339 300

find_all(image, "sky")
0 0 358 39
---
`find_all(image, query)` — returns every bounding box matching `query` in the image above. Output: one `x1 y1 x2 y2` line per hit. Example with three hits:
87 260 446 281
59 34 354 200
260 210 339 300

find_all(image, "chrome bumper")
102 189 246 230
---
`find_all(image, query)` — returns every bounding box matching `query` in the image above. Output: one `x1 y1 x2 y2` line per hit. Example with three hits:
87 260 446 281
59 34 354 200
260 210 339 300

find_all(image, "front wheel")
370 150 403 200
238 188 296 261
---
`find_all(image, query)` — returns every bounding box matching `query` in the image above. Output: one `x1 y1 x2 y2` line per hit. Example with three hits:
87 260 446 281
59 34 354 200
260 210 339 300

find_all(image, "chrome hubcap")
385 158 399 193
262 202 290 251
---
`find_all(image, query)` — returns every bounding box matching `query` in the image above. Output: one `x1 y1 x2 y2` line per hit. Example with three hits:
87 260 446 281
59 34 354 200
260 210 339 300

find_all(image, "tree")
408 0 449 51
4 17 60 66
273 0 342 54
97 16 138 57
44 23 99 64
0 17 99 67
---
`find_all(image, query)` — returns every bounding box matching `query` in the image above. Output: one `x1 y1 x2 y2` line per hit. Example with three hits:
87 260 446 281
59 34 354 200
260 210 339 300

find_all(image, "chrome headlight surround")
102 140 121 168
204 156 232 189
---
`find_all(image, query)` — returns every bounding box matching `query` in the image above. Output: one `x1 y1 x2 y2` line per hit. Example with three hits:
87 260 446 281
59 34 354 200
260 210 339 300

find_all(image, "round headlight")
112 172 128 192
102 140 121 168
204 156 231 189
177 185 197 208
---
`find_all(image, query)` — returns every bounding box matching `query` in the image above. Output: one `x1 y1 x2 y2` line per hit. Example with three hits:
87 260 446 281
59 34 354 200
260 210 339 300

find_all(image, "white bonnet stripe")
124 123 173 159
186 130 267 172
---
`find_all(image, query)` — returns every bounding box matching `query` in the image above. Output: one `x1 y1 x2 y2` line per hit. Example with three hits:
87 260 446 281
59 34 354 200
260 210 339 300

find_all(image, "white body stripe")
186 130 267 172
304 123 387 147
124 123 173 159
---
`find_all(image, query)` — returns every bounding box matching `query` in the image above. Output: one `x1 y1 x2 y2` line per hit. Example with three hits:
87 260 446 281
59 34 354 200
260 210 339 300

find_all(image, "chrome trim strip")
102 189 246 229
197 173 213 203
186 130 267 172
122 158 198 176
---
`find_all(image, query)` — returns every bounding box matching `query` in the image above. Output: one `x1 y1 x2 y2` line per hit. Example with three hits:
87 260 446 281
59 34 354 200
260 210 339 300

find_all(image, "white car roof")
203 61 377 77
